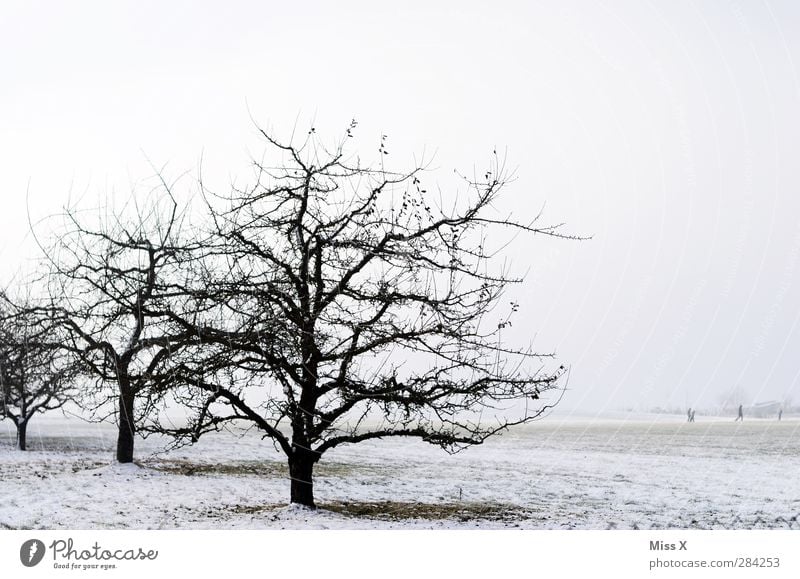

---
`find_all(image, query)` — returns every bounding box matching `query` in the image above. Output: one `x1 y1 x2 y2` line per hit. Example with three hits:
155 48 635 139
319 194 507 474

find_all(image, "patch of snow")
1 414 799 529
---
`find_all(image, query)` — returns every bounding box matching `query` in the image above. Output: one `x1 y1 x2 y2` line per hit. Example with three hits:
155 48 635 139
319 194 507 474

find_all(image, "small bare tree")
150 124 573 507
0 294 77 450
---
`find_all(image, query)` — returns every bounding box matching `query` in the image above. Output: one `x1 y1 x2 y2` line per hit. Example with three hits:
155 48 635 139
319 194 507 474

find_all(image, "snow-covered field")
1 414 799 529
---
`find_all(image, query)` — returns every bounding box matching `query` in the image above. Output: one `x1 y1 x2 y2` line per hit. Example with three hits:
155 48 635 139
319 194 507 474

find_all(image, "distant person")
735 404 743 422
778 408 783 421
690 409 696 423
687 408 692 423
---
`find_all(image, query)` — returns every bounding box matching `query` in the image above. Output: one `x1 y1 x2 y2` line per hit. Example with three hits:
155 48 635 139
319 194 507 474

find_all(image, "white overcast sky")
2 1 800 413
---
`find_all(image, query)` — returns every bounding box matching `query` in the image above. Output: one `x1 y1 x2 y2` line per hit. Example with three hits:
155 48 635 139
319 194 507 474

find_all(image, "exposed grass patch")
70 459 107 473
144 459 373 478
223 500 534 522
321 501 533 522
228 503 285 515
145 459 287 477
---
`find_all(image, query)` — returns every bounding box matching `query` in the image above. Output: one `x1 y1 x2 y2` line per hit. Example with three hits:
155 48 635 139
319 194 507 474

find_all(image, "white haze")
2 0 800 414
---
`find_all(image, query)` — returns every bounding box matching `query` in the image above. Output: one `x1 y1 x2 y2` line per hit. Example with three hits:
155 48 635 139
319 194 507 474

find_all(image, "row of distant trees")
0 123 569 507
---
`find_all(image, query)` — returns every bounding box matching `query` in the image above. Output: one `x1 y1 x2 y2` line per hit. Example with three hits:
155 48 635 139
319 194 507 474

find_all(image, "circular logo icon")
20 539 46 567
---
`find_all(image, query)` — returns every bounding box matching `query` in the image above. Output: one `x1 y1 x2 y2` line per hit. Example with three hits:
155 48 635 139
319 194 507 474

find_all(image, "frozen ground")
1 413 799 529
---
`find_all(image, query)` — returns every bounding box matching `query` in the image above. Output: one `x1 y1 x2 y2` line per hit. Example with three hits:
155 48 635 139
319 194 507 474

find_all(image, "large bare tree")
150 124 573 507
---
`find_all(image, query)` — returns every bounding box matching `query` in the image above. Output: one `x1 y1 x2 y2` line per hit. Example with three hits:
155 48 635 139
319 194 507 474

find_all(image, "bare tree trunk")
17 419 27 451
289 451 316 508
116 386 135 463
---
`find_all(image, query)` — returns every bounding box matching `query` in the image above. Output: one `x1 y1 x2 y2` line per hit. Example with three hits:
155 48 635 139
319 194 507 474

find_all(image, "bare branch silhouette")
144 123 573 507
